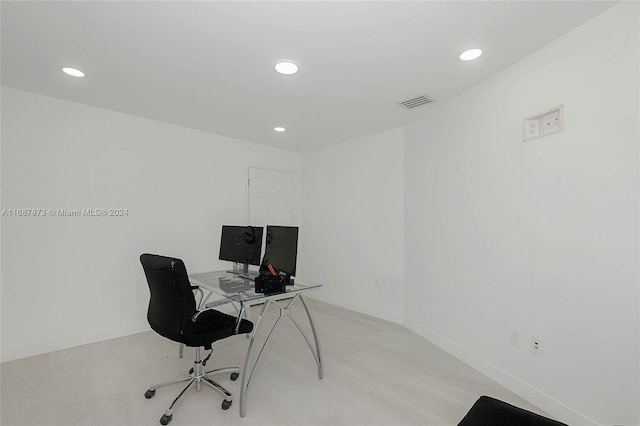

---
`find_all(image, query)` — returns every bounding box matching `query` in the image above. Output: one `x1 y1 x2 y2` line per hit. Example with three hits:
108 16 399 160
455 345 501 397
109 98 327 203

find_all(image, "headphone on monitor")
242 226 256 244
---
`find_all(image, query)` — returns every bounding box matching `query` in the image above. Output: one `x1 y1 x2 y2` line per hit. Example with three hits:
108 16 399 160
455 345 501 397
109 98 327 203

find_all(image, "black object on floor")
457 395 568 426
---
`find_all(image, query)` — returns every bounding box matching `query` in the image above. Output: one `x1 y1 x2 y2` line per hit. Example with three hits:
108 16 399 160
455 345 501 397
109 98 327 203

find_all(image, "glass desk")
189 271 324 417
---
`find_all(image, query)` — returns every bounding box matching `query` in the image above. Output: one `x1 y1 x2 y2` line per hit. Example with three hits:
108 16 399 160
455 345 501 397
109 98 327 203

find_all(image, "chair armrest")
189 282 211 309
191 306 218 322
191 304 234 322
191 302 249 336
191 285 204 300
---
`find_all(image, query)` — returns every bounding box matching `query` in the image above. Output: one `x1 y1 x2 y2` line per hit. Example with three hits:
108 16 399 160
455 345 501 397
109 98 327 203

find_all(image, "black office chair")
140 254 253 425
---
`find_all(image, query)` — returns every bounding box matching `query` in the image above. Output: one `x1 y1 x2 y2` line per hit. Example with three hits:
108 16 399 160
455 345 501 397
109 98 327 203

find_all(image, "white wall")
0 87 301 361
299 128 404 323
404 3 639 426
2 4 638 424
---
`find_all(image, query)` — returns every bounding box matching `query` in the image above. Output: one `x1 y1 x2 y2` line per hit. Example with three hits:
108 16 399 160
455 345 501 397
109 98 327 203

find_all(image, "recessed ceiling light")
274 61 299 75
459 49 482 61
62 67 85 77
274 127 286 132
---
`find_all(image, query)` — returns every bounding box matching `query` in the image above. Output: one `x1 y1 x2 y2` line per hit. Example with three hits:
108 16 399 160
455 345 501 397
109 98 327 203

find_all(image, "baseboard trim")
307 292 404 325
0 321 150 363
0 292 402 362
403 316 602 426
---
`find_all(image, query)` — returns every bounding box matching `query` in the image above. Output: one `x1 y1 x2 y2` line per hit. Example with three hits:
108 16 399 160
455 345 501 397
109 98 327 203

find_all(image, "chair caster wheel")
160 414 172 425
144 389 156 399
221 399 232 410
230 372 239 381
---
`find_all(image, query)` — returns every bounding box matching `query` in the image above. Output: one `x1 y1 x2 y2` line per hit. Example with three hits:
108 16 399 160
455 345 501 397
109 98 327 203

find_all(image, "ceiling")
1 1 617 152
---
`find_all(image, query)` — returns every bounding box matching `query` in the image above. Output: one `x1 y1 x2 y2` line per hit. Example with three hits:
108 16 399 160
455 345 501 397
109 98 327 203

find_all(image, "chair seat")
184 309 254 349
457 396 567 426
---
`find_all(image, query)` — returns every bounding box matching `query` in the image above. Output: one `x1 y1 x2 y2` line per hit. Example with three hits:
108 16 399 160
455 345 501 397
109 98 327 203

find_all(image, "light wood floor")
1 298 546 426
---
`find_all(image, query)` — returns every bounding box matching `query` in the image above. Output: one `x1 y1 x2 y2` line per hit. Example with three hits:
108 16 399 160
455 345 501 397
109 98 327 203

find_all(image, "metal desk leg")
239 299 273 417
238 294 323 417
298 294 323 379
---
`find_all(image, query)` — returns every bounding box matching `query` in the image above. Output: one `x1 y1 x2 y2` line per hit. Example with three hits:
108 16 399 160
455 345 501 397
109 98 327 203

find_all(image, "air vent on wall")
396 94 436 110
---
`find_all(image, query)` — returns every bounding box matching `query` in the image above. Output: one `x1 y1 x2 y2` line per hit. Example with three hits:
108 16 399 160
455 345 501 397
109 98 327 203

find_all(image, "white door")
248 167 295 226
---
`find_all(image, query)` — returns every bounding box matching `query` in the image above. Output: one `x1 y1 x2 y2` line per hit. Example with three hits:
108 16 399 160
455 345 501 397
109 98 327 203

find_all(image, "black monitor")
218 225 264 273
261 225 299 279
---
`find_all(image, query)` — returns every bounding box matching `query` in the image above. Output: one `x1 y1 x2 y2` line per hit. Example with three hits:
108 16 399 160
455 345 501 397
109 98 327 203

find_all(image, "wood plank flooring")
1 298 547 426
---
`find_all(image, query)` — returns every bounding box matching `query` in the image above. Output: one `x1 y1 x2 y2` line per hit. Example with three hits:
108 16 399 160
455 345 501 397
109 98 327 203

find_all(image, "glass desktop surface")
189 270 321 303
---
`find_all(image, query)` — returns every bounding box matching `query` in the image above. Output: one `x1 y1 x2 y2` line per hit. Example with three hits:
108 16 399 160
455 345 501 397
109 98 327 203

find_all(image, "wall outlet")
523 105 563 142
531 335 544 357
509 328 520 347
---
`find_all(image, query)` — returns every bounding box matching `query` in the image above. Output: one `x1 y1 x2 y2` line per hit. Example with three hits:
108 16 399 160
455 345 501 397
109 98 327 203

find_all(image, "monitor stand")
283 273 294 285
227 263 258 280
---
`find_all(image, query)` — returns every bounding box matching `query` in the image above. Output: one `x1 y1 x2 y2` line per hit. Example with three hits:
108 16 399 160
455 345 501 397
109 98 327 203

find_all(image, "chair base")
145 347 239 425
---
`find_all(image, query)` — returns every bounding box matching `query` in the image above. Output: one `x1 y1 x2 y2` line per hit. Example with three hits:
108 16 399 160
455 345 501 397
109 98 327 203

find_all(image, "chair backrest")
140 254 197 343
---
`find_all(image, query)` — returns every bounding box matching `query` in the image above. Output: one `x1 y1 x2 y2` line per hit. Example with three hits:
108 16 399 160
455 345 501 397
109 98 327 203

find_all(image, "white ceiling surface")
1 1 616 152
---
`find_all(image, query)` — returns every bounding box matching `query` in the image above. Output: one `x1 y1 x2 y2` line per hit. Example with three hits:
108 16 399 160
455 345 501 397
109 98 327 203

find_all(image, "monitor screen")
218 225 264 267
261 225 298 276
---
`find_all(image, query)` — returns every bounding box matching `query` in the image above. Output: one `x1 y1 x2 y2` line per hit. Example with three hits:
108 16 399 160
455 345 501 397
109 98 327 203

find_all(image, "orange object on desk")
267 264 277 276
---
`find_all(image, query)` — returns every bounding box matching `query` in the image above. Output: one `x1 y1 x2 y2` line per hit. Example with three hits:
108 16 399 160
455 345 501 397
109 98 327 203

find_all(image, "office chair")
140 254 254 425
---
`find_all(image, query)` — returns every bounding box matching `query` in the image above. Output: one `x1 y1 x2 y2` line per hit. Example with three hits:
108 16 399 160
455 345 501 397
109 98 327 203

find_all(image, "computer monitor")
218 225 264 273
261 225 299 279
